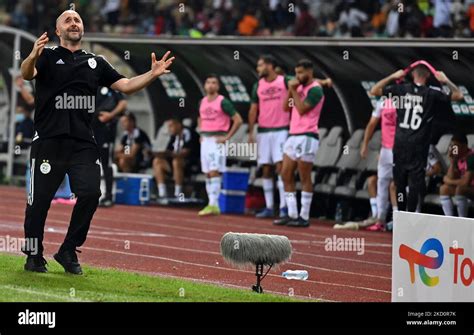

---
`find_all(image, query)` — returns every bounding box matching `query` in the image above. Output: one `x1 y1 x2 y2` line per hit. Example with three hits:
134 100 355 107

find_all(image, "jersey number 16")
399 104 423 130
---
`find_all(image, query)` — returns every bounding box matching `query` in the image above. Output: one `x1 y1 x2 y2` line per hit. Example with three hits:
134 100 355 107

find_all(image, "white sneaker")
357 216 378 228
333 222 359 230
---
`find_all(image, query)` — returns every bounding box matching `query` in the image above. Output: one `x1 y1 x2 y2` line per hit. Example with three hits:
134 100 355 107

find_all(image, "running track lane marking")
0 222 392 281
0 218 392 269
36 240 391 295
0 199 394 243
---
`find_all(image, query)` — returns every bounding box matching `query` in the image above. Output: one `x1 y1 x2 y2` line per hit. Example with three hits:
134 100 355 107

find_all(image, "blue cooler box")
115 173 152 206
219 190 246 214
222 167 249 191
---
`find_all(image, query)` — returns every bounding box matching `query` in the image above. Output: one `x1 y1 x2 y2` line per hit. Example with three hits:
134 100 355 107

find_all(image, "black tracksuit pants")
24 136 101 256
393 144 429 212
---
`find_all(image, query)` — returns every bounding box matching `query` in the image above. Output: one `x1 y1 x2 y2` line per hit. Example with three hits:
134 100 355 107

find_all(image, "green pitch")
0 253 304 302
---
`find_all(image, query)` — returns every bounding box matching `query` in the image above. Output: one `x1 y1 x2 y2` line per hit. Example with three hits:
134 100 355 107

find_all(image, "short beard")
63 32 82 43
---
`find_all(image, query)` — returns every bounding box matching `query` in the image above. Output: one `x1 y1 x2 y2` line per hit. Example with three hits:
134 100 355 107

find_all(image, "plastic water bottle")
139 178 150 203
335 202 343 222
282 270 309 280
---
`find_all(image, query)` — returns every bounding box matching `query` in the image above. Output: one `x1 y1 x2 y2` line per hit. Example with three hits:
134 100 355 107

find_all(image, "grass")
0 253 301 302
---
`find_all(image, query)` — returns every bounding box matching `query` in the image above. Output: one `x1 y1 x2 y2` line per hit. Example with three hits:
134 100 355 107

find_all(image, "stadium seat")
152 122 171 153
435 133 453 169
333 129 365 197
314 126 343 169
227 123 256 164
364 130 381 172
318 127 327 141
313 126 343 194
467 134 474 148
315 128 363 195
424 193 441 206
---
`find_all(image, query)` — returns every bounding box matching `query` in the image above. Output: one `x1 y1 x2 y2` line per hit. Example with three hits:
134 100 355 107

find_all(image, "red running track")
0 186 393 301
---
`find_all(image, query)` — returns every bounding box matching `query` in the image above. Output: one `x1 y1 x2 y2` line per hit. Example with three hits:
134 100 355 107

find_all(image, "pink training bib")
199 94 230 133
380 98 397 149
257 75 290 128
290 81 324 135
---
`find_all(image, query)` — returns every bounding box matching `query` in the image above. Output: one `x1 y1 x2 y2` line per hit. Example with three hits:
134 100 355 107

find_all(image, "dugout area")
1 31 474 219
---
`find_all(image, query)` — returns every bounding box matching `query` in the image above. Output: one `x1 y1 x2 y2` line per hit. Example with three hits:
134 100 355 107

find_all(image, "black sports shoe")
273 217 292 226
24 256 48 273
54 249 83 275
286 216 310 228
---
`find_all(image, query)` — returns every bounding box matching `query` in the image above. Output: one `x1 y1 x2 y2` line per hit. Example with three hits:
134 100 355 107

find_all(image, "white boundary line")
0 285 91 302
0 221 391 281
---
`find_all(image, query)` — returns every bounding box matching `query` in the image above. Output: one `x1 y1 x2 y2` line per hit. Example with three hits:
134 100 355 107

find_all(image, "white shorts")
256 129 288 165
200 136 226 173
283 135 319 163
377 147 393 179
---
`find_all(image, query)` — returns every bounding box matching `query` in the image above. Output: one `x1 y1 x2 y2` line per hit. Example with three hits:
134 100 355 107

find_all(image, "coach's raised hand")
21 32 49 80
111 51 175 95
151 51 175 78
32 32 49 58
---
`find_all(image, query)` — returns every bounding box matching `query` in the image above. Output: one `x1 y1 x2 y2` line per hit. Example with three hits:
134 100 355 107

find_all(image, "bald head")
55 10 84 44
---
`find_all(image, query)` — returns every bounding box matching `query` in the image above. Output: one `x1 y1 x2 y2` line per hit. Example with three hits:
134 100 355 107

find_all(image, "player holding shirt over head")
198 74 243 216
274 59 325 228
248 55 292 219
370 64 463 212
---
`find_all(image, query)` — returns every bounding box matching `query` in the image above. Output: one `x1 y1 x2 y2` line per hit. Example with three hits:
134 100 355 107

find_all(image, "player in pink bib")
248 55 292 219
198 74 243 216
351 98 399 231
274 59 325 228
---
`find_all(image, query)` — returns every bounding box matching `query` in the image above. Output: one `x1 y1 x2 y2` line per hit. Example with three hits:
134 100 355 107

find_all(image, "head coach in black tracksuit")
370 65 463 213
20 9 174 274
92 87 127 207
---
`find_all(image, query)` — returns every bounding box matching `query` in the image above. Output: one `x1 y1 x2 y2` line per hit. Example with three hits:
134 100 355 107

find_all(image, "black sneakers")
273 217 292 226
54 249 83 275
287 217 310 228
24 256 48 273
273 216 310 227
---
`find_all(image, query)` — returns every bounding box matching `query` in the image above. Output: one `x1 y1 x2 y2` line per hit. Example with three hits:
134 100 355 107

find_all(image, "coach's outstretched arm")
435 71 464 101
21 32 49 81
111 52 174 95
370 70 405 97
